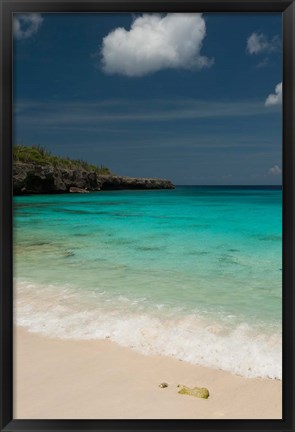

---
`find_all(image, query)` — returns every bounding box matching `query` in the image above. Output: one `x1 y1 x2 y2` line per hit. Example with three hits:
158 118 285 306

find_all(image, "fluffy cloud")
246 32 280 55
265 82 282 106
101 13 213 77
247 33 268 54
269 165 282 175
13 13 43 40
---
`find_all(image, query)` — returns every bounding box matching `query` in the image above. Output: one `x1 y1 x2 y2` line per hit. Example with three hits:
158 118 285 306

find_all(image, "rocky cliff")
13 162 175 195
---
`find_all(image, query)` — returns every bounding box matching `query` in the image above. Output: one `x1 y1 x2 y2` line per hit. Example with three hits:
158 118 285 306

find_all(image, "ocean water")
14 186 282 379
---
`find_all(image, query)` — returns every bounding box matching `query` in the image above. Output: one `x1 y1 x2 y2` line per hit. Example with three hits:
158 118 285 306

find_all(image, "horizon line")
174 184 282 187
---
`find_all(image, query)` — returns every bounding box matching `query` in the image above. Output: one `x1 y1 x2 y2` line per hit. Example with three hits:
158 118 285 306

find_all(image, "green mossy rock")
177 385 209 399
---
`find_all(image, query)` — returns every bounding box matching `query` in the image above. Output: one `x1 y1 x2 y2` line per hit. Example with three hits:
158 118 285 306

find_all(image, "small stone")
159 382 168 388
69 186 89 193
177 385 209 399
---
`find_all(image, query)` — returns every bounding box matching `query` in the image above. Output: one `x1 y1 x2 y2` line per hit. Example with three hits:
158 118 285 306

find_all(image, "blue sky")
13 12 282 185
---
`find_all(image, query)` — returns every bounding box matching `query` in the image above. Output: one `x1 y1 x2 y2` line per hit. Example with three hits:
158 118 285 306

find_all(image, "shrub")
13 145 111 175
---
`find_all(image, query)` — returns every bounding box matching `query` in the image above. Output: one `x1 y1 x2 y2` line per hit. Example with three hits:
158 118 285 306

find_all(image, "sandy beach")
14 327 282 419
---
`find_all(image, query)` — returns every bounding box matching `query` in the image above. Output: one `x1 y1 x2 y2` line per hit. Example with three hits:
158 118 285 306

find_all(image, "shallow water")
14 186 282 379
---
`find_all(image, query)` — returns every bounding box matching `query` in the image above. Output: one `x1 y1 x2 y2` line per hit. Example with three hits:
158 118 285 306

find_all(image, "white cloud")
269 165 282 175
265 82 282 107
247 32 280 55
101 13 213 77
256 57 269 69
247 33 268 54
13 13 43 40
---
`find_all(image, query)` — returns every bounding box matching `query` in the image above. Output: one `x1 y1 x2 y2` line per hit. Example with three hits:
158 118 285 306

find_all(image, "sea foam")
15 279 282 380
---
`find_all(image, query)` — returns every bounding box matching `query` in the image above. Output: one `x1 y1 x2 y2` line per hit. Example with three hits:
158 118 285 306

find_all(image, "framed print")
0 0 294 431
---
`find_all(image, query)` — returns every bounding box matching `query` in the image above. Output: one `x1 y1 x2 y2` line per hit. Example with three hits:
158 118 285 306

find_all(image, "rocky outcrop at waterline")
13 162 175 195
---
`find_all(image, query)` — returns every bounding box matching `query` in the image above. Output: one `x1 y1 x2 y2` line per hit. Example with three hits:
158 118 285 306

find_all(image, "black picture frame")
0 1 294 431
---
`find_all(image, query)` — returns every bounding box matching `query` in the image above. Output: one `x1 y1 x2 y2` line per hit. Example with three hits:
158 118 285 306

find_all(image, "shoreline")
14 326 282 419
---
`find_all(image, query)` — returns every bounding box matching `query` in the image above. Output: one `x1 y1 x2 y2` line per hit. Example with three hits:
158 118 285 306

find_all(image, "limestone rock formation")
13 162 175 195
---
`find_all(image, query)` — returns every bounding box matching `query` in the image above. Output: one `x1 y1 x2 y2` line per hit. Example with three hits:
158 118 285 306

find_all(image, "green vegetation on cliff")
13 145 111 175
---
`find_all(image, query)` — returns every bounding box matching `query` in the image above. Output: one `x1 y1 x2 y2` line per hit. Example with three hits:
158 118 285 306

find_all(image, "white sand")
14 327 282 419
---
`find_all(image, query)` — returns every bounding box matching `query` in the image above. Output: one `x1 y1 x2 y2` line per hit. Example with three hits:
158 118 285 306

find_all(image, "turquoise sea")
14 186 282 379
